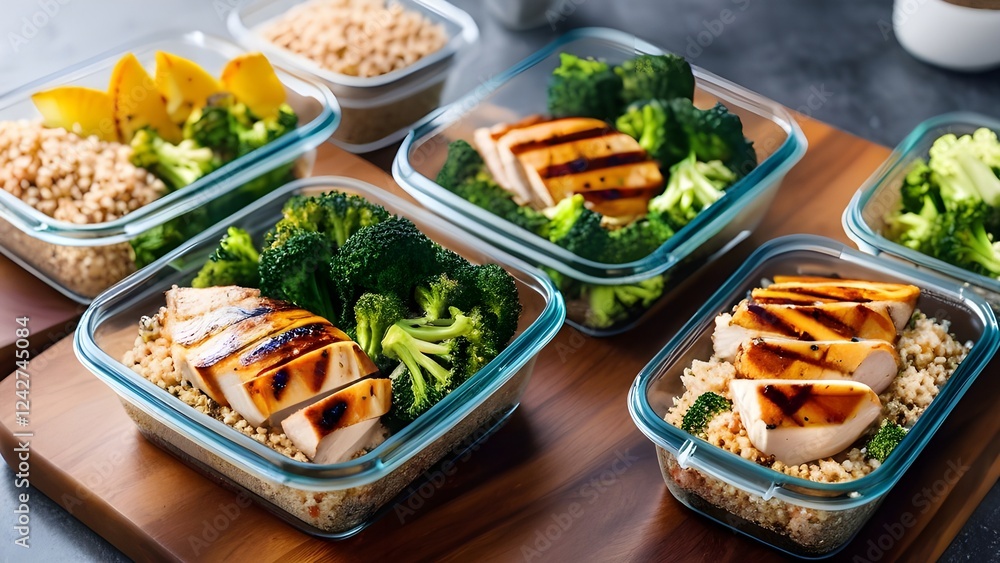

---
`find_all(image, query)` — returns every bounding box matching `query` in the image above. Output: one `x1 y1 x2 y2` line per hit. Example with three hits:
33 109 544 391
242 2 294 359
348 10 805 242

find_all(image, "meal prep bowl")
228 0 478 152
392 27 806 336
73 176 565 538
0 31 339 303
627 235 998 558
843 112 1000 309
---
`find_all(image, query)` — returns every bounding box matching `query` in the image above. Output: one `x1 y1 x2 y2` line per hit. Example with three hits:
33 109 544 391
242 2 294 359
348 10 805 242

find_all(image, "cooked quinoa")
262 0 448 78
0 120 166 224
665 311 970 483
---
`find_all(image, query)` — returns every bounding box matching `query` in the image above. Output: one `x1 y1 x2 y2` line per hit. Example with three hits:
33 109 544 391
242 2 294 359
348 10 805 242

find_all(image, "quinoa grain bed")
665 312 970 483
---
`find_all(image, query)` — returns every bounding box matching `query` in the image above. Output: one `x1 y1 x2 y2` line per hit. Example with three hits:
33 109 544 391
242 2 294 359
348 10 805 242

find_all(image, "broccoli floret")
266 191 391 249
929 128 1000 208
582 276 665 329
899 161 943 214
616 99 670 163
866 420 908 463
648 152 737 231
665 99 757 175
436 140 550 234
929 202 1000 276
353 292 408 370
466 263 522 346
546 194 610 261
131 207 211 268
185 93 298 161
615 54 695 105
381 310 474 423
681 391 732 436
547 53 624 121
130 128 218 190
330 216 440 310
886 195 940 252
415 273 465 321
258 228 338 321
605 216 674 262
192 226 260 288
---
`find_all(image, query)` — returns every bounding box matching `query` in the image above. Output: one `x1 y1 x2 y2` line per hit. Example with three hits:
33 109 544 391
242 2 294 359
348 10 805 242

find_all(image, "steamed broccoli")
681 391 732 436
436 140 550 234
267 191 391 249
131 206 211 268
258 228 338 321
415 273 466 321
192 226 260 288
547 53 624 121
615 54 694 105
130 128 218 190
929 128 1000 208
466 263 522 346
616 99 670 163
582 275 665 329
886 194 940 252
928 202 1000 276
605 215 674 262
330 216 440 310
546 194 610 261
648 152 737 230
185 93 298 161
666 98 757 175
866 420 908 463
354 292 408 370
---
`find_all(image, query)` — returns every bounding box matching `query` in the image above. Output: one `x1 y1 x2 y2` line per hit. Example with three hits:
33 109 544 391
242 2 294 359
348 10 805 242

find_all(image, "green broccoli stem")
383 325 452 390
957 222 1000 275
396 313 472 343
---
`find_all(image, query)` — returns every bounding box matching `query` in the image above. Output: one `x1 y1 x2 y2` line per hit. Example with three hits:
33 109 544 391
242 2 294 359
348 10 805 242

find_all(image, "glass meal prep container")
844 112 1000 309
227 0 478 153
392 27 807 337
0 31 339 304
73 176 565 538
627 235 999 558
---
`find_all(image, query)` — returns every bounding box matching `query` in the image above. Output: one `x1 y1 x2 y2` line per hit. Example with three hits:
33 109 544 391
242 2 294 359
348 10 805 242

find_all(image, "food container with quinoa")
627 234 999 558
0 31 339 303
843 112 1000 310
73 175 565 538
392 27 807 336
227 0 478 152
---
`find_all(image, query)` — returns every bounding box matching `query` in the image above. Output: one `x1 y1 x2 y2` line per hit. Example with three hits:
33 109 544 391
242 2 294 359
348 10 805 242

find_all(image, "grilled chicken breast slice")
281 378 392 464
474 115 546 202
754 278 919 329
734 337 899 394
729 378 881 466
233 341 379 427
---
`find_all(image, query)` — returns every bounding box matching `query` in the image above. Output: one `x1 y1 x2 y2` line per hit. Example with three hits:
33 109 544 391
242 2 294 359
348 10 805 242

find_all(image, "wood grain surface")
2 121 998 562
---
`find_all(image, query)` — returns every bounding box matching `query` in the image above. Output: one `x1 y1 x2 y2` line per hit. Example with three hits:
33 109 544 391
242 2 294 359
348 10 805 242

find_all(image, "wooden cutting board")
2 122 998 562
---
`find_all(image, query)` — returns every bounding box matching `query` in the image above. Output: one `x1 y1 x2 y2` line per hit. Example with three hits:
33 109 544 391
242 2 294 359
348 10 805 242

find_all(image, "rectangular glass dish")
627 235 998 558
392 27 806 336
73 176 565 538
0 31 340 303
843 112 1000 309
228 0 478 152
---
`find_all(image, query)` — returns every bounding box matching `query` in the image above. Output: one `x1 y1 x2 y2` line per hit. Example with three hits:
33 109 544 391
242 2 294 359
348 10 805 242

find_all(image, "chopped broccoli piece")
547 53 624 121
546 194 610 261
648 152 737 231
886 195 940 252
466 263 522 346
665 98 757 175
928 201 1000 276
192 226 260 288
435 139 485 191
605 216 674 262
582 275 665 329
615 54 695 105
185 93 298 161
353 292 408 370
267 191 391 249
130 128 218 190
415 273 465 321
681 391 732 436
929 128 1000 208
866 420 908 463
258 228 338 321
330 216 440 311
616 99 671 163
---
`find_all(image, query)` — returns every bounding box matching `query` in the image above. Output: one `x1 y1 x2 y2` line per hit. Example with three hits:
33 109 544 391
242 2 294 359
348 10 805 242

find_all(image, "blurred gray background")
1 0 998 561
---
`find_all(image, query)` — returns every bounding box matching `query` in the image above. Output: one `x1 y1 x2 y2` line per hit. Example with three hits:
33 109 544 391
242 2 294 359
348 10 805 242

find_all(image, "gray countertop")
1 0 998 561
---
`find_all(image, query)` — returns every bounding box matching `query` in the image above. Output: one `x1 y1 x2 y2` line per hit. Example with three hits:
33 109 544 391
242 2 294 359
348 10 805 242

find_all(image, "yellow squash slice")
109 53 182 143
153 51 222 124
220 52 285 119
30 86 118 142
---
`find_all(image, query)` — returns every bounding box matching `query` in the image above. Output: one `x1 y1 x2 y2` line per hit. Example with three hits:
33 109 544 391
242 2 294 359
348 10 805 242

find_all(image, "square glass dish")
627 235 998 558
227 0 478 152
0 31 339 303
392 27 807 336
843 112 1000 308
73 176 565 538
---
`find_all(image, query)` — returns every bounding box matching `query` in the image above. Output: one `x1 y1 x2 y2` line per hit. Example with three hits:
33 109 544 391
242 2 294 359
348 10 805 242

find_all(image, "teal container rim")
627 234 999 510
73 175 566 491
0 30 340 246
842 111 1000 295
392 27 807 285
